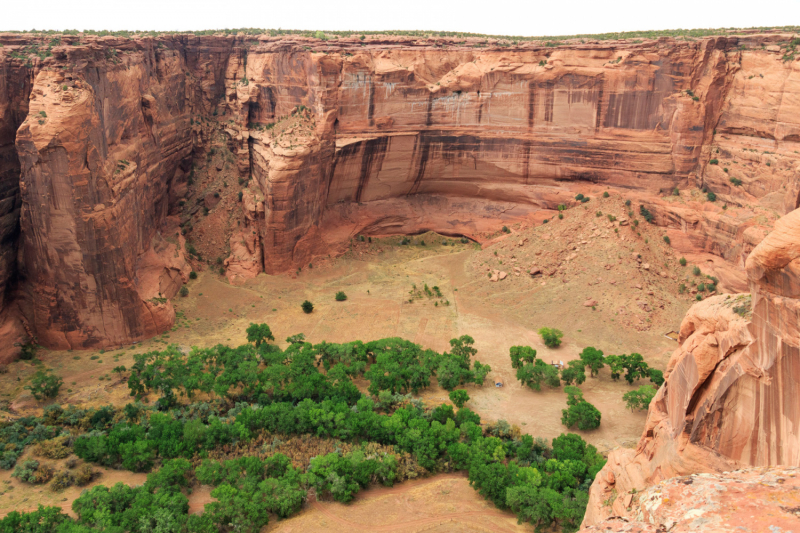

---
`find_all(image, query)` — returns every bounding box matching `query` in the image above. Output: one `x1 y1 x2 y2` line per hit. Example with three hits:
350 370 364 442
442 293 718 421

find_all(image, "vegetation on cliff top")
2 26 800 45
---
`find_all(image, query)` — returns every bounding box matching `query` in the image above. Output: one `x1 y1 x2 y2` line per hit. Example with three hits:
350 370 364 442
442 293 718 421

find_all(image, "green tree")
578 347 605 377
561 400 601 431
472 361 491 386
561 387 601 430
604 355 625 381
648 368 664 387
25 370 63 401
620 353 650 384
246 323 275 347
449 389 470 408
517 359 560 391
560 360 586 386
112 366 126 380
538 328 563 348
335 291 347 301
120 440 155 472
510 346 536 369
301 300 314 314
206 483 271 532
623 385 657 411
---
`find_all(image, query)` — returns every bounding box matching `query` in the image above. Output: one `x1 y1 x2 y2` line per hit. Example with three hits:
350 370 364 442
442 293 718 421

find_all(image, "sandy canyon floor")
0 193 700 530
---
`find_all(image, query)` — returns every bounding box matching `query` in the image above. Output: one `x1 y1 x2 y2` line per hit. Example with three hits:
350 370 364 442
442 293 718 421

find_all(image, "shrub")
707 191 717 202
35 436 71 459
502 226 510 233
709 158 718 165
602 191 609 198
623 385 657 411
672 188 680 196
624 199 631 206
301 300 314 314
50 470 75 492
679 283 686 294
335 291 347 301
13 460 54 484
730 177 743 186
449 389 470 408
574 194 584 201
538 328 563 348
25 370 63 401
189 271 197 279
679 257 687 266
179 286 189 297
693 266 702 276
663 235 671 245
19 342 37 360
74 464 97 485
639 205 654 223
696 294 703 301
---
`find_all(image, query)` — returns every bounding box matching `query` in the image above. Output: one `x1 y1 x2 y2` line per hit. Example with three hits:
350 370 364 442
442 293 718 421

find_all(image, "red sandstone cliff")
0 31 799 350
581 207 800 528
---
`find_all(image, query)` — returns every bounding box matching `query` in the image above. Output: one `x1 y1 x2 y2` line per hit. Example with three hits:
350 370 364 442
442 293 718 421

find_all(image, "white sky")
3 0 799 37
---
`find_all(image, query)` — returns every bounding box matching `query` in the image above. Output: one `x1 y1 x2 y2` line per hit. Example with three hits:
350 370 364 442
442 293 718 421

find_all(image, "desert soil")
0 192 702 528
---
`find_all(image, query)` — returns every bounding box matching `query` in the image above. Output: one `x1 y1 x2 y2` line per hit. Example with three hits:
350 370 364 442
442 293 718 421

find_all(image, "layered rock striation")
0 32 799 350
582 206 800 527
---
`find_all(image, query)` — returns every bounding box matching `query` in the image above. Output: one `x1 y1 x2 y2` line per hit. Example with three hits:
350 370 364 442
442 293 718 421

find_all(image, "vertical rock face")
10 40 199 349
0 32 799 350
582 207 800 527
0 55 33 304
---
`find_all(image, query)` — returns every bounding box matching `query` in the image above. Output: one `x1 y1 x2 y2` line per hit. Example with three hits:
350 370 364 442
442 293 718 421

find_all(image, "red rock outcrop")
2 36 208 350
0 32 799 349
580 466 800 533
582 206 800 527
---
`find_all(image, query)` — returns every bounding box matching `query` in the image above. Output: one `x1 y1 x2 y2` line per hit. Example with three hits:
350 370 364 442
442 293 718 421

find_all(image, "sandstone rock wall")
222 35 799 282
582 206 800 527
0 32 799 349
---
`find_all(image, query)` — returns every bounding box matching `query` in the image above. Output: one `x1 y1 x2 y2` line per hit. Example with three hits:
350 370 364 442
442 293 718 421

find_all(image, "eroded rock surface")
582 206 800 526
580 467 800 533
0 32 798 350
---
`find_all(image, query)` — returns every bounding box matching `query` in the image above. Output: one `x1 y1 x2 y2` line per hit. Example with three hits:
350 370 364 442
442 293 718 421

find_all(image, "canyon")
0 31 798 352
1 29 799 530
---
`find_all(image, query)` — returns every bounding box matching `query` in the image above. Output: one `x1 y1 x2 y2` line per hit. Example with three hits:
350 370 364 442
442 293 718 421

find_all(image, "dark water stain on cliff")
354 137 389 202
